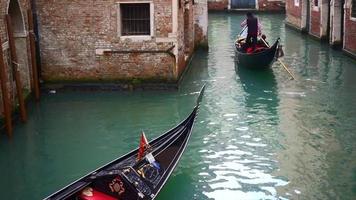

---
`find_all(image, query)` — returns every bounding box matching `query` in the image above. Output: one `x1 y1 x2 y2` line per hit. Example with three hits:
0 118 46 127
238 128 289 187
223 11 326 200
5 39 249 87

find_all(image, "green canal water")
1 13 356 200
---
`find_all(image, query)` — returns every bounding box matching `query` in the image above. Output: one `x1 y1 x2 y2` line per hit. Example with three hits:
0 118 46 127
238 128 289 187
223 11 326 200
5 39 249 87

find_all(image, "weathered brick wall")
310 9 321 37
344 4 356 54
208 0 228 10
258 0 285 11
36 0 180 83
0 0 32 117
285 0 302 29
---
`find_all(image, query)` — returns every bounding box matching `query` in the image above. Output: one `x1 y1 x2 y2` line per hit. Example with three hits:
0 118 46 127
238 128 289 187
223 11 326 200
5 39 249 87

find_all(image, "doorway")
7 0 30 90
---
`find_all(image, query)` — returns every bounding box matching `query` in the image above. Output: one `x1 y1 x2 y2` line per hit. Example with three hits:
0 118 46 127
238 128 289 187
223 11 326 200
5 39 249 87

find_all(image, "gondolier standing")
241 12 262 50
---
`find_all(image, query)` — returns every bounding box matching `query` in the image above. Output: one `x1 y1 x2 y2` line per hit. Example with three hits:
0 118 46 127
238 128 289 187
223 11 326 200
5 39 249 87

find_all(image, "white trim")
116 1 154 38
313 6 320 11
294 0 300 7
312 0 319 11
255 0 259 9
120 35 152 41
172 0 178 35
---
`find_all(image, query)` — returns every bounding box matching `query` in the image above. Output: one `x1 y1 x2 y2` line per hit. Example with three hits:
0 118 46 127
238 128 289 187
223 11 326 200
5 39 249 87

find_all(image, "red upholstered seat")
79 187 117 200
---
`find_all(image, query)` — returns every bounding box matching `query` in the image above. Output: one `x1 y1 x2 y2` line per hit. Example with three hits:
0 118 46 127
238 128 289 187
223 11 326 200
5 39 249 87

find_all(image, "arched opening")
7 0 30 91
8 0 25 34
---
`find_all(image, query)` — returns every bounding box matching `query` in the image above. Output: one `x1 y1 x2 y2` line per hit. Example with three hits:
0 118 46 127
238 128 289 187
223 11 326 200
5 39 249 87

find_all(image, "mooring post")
0 38 13 136
5 14 27 123
28 9 40 101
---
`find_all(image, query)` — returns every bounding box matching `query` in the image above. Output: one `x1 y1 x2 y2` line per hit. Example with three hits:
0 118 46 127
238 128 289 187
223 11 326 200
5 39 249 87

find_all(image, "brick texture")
208 0 228 10
258 0 285 11
286 0 302 28
310 9 321 37
344 6 356 54
36 0 207 83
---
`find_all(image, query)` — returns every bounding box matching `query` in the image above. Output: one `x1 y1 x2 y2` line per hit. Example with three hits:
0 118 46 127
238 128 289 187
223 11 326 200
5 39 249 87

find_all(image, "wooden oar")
261 38 296 80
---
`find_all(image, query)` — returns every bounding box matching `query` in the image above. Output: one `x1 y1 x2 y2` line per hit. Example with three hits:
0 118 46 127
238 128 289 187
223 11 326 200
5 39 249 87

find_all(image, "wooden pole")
0 38 13 136
5 14 27 122
261 38 296 80
28 9 40 101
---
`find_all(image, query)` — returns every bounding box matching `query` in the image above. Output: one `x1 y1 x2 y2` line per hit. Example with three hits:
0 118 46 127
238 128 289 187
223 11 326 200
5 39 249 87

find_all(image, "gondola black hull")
235 39 279 69
43 87 205 200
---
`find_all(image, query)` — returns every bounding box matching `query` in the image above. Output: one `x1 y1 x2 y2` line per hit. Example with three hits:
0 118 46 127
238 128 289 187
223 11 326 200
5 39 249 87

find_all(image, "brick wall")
208 0 228 10
310 8 321 37
344 6 356 54
37 0 199 83
286 0 302 29
258 0 285 11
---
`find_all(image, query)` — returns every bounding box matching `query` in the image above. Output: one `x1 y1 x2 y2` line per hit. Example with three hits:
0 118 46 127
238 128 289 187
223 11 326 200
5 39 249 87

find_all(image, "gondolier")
240 12 262 50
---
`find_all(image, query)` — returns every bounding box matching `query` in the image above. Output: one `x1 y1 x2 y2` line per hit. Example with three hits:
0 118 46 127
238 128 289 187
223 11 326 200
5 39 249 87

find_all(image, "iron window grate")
121 4 150 36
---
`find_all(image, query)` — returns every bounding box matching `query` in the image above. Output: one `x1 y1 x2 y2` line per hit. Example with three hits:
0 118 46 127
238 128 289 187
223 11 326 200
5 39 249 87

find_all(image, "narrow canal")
1 13 356 200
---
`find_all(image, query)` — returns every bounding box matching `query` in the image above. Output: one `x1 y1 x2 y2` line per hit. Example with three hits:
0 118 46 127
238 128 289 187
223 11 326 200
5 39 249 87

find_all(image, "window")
120 3 150 36
314 0 318 7
294 0 299 7
352 0 356 18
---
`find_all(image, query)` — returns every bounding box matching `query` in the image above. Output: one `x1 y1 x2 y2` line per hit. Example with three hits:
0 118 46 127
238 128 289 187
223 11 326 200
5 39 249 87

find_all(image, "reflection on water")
0 13 356 200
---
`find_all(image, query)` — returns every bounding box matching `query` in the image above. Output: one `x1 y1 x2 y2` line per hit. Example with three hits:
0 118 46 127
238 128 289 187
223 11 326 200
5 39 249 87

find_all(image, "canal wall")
207 0 285 11
35 0 208 85
286 0 356 58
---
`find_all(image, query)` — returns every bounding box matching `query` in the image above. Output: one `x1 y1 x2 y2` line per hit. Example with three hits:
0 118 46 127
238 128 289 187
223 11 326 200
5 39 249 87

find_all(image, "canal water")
1 13 356 200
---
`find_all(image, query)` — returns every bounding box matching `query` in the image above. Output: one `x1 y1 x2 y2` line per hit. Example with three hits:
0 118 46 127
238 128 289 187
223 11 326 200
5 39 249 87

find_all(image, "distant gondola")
43 86 205 200
235 38 280 69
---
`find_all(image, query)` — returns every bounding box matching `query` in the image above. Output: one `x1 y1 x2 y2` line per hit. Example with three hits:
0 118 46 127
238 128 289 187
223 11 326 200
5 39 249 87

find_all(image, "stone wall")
194 0 208 47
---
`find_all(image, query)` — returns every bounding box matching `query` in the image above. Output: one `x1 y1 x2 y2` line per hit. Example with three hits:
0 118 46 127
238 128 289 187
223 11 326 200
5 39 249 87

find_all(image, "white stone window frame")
312 0 320 11
351 0 356 21
116 1 154 41
294 0 300 7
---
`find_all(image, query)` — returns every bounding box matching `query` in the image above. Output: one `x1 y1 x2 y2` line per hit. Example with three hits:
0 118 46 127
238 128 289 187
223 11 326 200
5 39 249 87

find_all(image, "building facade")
286 0 356 57
36 0 208 84
208 0 285 11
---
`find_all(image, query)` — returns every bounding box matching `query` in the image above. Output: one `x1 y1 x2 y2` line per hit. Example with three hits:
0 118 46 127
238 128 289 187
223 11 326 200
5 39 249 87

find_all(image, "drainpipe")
30 0 42 79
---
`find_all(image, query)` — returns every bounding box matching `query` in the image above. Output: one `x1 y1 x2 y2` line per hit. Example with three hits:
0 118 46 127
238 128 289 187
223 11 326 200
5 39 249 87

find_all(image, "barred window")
352 0 356 18
121 3 150 36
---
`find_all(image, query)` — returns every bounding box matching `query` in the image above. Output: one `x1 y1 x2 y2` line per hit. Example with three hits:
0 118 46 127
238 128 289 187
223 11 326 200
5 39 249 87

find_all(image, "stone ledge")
343 48 356 60
42 82 179 92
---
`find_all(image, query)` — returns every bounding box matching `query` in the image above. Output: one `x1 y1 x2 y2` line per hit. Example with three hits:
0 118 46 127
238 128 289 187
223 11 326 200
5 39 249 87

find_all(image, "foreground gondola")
44 86 205 200
235 39 280 69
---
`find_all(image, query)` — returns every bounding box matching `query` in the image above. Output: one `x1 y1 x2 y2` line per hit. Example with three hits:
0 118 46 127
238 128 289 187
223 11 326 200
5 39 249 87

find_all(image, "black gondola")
235 39 280 69
43 86 205 200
